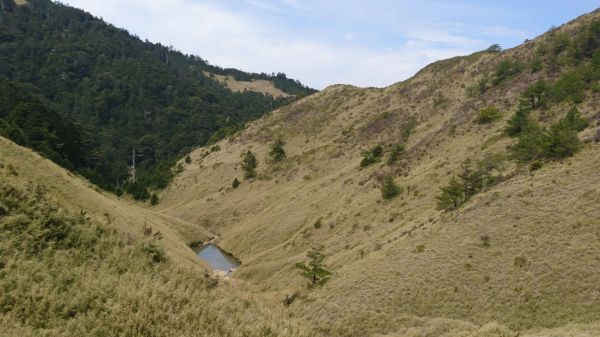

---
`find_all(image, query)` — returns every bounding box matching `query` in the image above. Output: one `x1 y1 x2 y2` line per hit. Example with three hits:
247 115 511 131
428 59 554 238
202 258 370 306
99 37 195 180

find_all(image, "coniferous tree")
295 247 332 286
269 135 286 162
240 150 258 179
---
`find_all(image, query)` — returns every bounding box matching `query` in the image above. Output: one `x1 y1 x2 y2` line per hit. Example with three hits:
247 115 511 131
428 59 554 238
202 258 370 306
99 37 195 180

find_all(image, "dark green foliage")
150 193 159 206
522 80 550 109
0 79 91 171
0 0 314 197
543 119 584 160
387 144 405 165
126 182 150 201
511 107 587 162
493 59 524 86
530 57 544 73
295 247 332 286
360 145 383 168
475 106 502 124
511 123 548 162
551 70 586 103
240 150 258 179
486 44 502 53
232 177 240 189
437 159 499 210
561 107 589 132
436 176 465 210
505 106 532 137
268 135 286 163
530 161 543 172
184 155 192 164
380 175 402 200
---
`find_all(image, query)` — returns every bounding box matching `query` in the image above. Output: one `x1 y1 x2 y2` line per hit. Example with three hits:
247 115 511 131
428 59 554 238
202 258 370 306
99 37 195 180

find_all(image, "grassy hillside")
0 136 314 337
158 8 600 337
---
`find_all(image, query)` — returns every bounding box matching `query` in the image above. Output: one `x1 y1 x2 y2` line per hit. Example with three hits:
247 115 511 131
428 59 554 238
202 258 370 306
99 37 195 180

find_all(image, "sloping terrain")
158 8 600 337
0 0 315 197
0 136 313 336
210 73 290 98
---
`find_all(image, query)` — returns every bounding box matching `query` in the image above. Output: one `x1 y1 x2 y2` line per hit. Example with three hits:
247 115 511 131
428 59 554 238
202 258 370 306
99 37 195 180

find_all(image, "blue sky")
61 0 599 89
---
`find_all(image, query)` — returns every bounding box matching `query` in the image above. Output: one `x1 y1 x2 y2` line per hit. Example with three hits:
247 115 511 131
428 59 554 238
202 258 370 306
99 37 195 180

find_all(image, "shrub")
475 106 502 124
530 161 543 171
437 159 497 210
240 150 258 179
150 193 159 206
313 218 323 229
505 106 532 137
185 155 192 164
360 145 383 167
387 144 405 165
141 242 167 264
232 178 241 189
493 59 524 86
269 135 286 162
511 107 587 162
511 122 547 162
551 71 586 103
380 175 402 200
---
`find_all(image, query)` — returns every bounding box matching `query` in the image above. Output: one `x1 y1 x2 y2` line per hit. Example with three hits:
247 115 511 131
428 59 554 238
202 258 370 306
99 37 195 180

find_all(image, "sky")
60 0 599 89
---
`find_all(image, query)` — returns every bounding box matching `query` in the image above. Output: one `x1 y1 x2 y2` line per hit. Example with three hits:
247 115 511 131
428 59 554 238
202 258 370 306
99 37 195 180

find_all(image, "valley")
1 1 600 336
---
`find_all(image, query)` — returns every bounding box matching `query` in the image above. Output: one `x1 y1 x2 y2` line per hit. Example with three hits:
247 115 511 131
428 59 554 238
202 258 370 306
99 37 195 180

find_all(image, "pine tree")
295 247 332 286
269 135 286 162
240 150 258 179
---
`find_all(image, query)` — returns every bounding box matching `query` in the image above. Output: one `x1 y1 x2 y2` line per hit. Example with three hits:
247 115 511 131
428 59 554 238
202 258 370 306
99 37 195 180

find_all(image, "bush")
150 193 159 206
387 144 405 165
437 159 497 210
269 135 286 163
505 106 532 137
511 107 587 162
530 161 543 171
240 150 258 179
551 71 586 103
493 59 524 86
232 178 241 189
360 145 384 167
380 175 402 200
475 106 502 124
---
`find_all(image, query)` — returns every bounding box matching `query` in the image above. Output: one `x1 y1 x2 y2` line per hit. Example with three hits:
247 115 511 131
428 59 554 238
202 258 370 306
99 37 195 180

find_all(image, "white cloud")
60 0 491 89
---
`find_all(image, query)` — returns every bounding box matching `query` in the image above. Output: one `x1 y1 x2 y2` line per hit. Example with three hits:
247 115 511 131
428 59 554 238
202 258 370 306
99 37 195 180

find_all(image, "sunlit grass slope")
159 8 600 337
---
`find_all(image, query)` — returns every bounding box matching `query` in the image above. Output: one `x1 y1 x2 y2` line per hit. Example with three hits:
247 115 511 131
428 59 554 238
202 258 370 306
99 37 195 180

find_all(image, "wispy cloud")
61 0 598 89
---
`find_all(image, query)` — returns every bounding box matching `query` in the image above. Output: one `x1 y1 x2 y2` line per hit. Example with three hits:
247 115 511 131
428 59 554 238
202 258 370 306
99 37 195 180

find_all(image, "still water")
195 244 240 275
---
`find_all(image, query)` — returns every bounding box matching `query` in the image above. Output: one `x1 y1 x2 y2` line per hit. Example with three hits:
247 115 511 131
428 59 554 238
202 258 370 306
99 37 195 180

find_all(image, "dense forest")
0 0 315 199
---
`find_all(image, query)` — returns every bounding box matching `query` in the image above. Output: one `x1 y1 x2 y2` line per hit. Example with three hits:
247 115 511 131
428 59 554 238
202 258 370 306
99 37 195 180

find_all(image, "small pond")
194 244 240 275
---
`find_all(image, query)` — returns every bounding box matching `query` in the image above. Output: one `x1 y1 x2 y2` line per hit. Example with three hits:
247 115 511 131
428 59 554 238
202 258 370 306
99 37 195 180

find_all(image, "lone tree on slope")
295 246 332 287
240 150 258 179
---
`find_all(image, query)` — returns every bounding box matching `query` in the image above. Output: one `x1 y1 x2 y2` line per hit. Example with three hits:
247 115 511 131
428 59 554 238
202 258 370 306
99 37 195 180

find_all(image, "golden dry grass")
157 9 600 337
0 137 313 337
208 73 290 98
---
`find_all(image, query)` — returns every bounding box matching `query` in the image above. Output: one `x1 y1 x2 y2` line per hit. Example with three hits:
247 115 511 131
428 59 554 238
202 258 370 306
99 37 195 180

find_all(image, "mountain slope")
0 0 315 196
0 136 314 337
158 8 600 336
